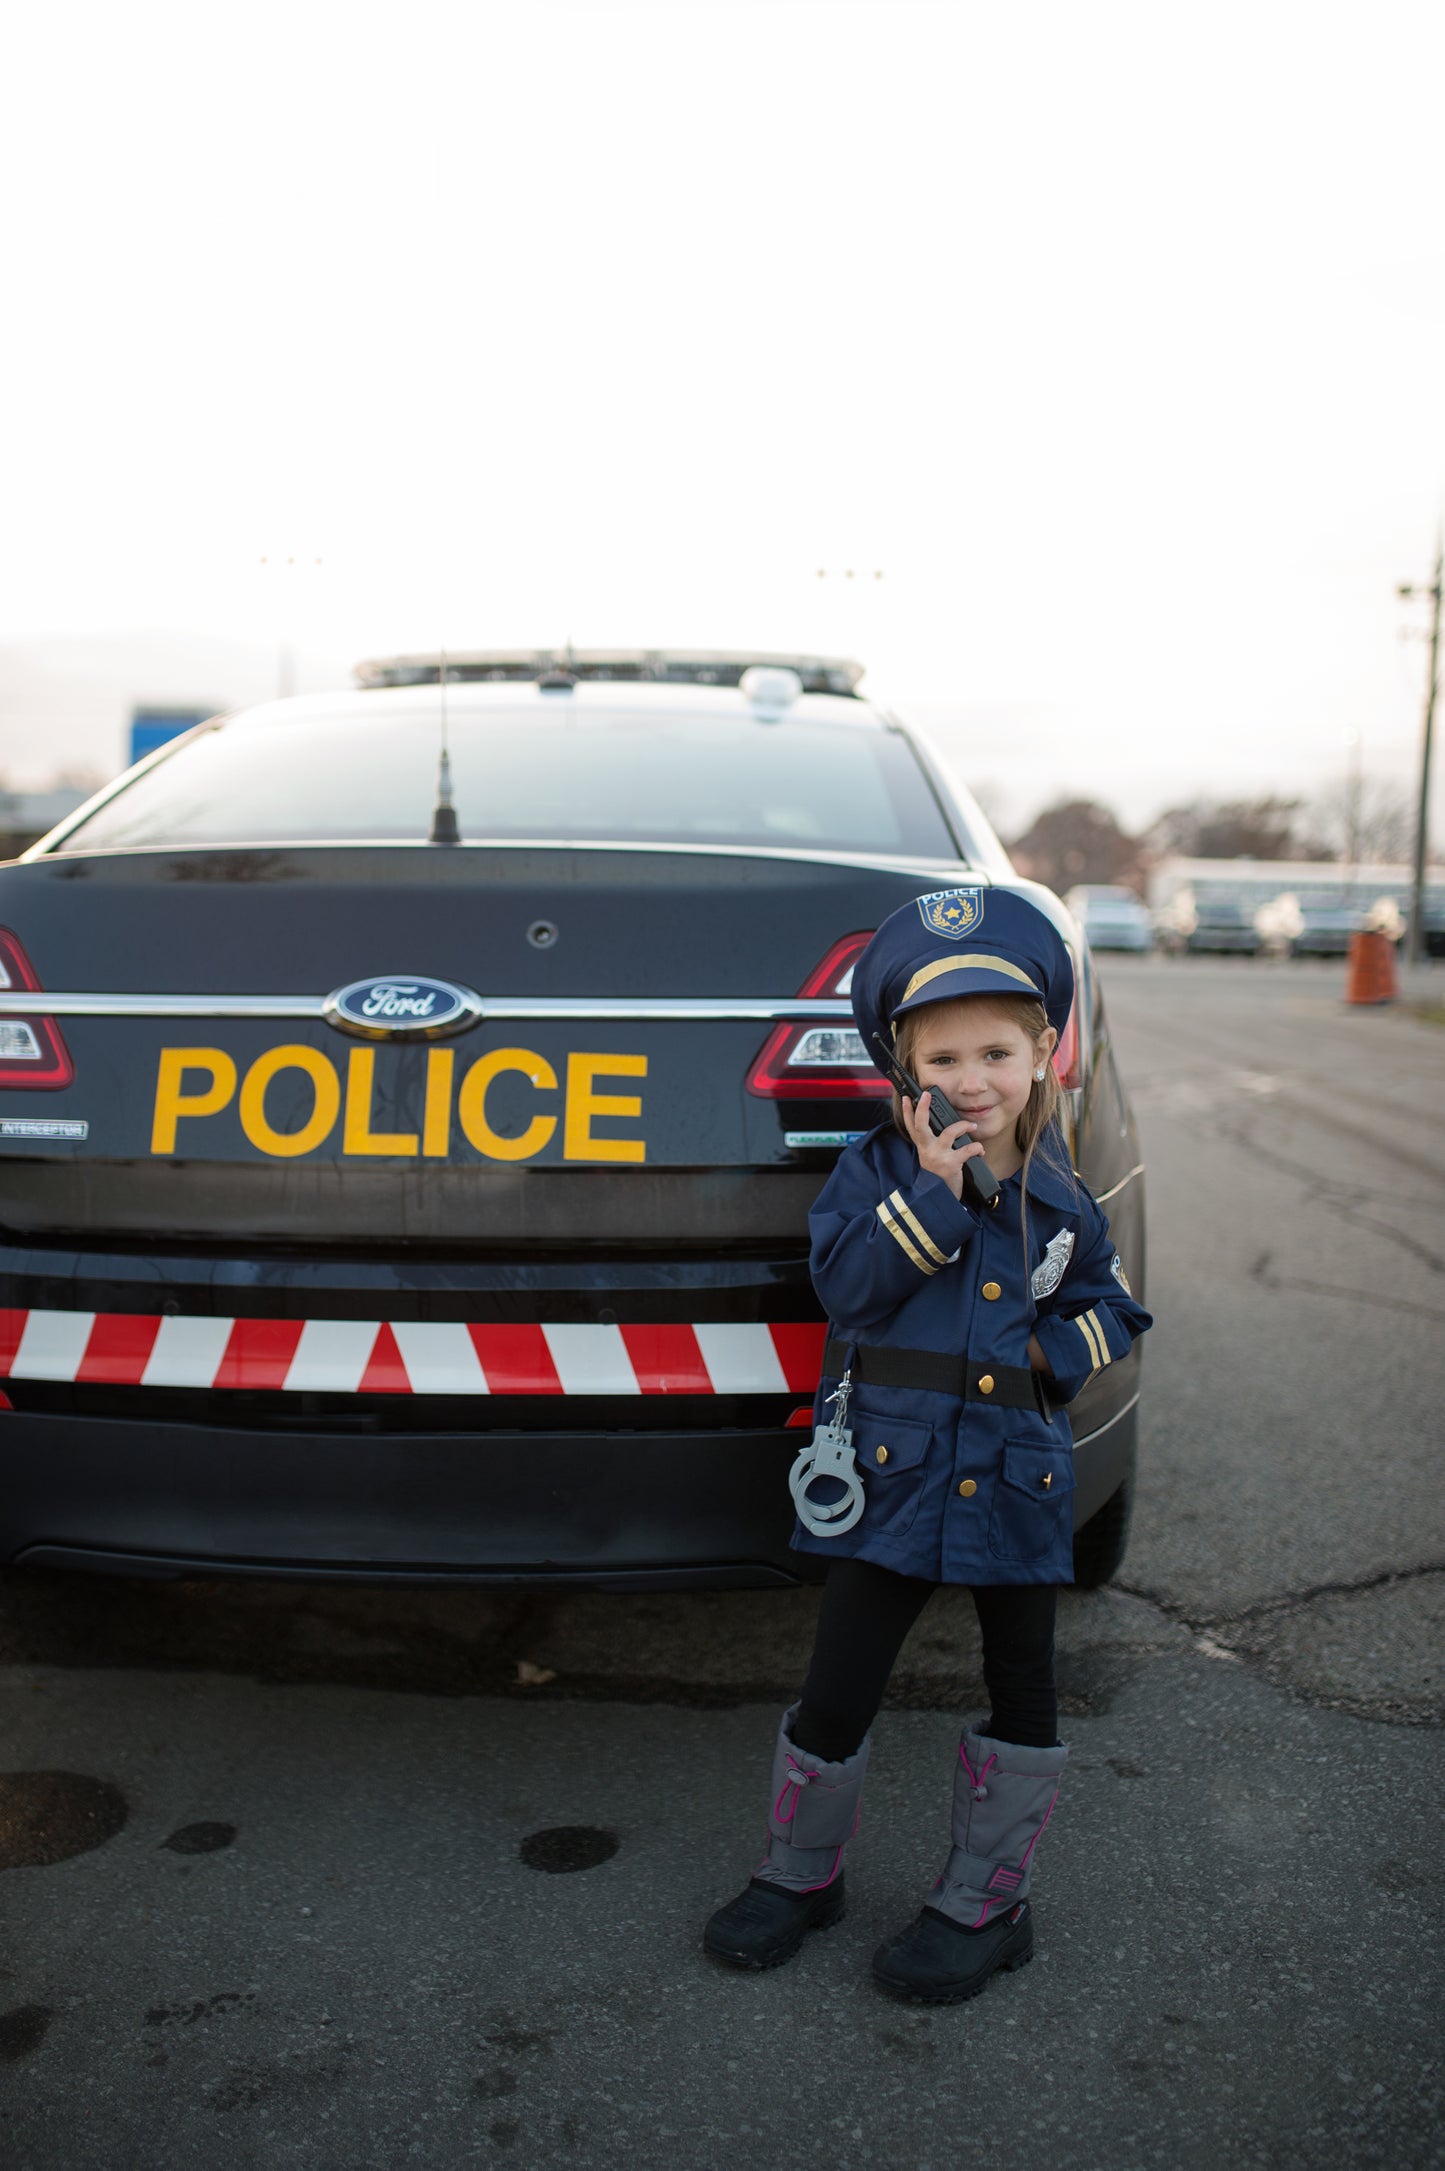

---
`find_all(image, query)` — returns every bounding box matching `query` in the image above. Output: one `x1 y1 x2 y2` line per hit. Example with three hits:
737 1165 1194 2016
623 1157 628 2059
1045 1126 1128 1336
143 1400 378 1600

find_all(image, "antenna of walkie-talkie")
429 648 460 844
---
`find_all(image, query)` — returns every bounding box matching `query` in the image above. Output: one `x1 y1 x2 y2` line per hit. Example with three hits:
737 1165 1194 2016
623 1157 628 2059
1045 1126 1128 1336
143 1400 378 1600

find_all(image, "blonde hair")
889 993 1071 1246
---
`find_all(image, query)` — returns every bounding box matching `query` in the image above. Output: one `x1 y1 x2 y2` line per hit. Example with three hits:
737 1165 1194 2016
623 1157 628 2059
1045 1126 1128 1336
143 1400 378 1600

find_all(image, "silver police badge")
916 888 985 941
1030 1228 1075 1299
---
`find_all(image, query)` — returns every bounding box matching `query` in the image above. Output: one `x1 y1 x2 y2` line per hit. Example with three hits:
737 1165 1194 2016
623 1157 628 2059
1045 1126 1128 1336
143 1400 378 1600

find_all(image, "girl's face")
908 999 1056 1167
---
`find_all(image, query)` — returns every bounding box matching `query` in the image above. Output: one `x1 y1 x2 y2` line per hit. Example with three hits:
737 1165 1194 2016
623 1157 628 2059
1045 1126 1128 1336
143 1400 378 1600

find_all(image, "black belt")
823 1337 1057 1417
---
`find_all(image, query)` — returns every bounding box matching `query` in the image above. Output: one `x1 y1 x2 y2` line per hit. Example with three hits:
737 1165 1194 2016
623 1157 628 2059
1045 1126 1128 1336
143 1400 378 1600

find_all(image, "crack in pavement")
1114 1557 1445 1634
1248 1249 1445 1323
1116 1002 1445 1187
1211 1120 1445 1274
1103 1563 1445 1726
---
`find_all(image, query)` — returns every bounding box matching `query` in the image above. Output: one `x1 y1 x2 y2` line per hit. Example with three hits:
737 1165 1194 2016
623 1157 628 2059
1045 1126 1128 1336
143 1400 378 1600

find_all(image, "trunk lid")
0 843 977 1244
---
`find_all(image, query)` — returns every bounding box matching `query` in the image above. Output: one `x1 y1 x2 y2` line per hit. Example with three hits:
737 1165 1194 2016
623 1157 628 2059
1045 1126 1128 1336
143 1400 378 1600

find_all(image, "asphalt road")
2 956 1442 2170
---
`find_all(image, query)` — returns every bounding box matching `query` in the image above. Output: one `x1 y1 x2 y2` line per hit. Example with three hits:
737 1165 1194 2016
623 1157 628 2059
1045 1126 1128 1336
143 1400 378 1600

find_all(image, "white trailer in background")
1147 857 1442 956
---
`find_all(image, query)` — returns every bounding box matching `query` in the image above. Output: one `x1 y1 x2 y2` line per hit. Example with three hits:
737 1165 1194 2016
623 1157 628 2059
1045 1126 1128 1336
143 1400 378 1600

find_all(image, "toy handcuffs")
788 1368 866 1537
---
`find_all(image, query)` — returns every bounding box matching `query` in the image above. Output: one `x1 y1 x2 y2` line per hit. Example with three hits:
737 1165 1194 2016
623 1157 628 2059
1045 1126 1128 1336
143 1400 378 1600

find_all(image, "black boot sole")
703 1882 846 1971
873 1942 1032 2005
871 1915 1034 2004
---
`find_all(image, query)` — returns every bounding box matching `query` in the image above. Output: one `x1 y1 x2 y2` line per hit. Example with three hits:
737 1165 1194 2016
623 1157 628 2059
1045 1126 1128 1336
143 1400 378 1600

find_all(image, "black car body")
0 653 1146 1590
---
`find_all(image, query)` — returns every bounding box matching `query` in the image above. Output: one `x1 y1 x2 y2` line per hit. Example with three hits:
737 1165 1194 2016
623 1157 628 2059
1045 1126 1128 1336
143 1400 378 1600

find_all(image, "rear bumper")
0 1399 1137 1590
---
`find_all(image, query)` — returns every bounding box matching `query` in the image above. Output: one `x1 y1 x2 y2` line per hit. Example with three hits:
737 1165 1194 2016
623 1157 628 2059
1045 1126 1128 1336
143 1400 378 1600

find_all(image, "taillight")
746 934 890 1101
0 931 74 1090
1052 998 1083 1090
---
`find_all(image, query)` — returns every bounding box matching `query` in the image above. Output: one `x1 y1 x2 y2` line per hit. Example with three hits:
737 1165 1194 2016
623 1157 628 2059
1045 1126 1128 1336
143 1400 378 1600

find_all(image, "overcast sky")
2 0 1443 835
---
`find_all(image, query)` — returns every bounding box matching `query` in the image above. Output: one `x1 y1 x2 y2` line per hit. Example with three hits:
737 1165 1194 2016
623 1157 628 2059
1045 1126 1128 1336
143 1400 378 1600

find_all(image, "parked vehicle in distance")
1154 881 1262 956
1149 857 1438 960
1062 885 1153 953
1288 885 1405 957
0 649 1147 1594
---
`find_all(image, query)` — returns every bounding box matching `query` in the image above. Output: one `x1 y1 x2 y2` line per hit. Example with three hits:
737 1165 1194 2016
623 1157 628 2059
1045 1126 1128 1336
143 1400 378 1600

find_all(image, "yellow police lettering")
564 1052 647 1163
238 1045 341 1158
343 1047 420 1156
422 1046 454 1157
458 1047 558 1161
151 1048 238 1154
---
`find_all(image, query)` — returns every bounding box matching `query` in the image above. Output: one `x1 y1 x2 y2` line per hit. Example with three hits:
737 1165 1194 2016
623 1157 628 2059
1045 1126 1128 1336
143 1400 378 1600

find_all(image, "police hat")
852 887 1075 1054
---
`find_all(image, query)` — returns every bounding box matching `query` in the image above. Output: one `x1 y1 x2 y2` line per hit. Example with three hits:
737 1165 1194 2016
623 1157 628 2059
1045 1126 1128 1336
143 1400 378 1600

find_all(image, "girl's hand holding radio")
902 1094 986 1200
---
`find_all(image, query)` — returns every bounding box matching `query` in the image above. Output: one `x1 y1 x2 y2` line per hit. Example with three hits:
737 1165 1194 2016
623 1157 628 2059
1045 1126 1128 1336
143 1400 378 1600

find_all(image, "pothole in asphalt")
0 1772 129 1868
519 1825 619 1873
0 2005 55 2063
162 1822 237 1855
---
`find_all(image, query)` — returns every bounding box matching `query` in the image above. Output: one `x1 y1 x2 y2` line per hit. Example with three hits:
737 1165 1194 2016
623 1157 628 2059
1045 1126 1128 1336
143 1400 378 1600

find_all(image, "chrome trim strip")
0 993 858 1022
28 836 986 879
1070 1391 1140 1450
1092 1163 1145 1205
0 994 325 1019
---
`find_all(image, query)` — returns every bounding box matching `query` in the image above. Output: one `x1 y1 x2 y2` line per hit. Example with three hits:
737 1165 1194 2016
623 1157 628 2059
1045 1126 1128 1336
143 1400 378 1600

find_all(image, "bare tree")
1008 799 1144 893
1308 774 1413 865
1146 795 1312 861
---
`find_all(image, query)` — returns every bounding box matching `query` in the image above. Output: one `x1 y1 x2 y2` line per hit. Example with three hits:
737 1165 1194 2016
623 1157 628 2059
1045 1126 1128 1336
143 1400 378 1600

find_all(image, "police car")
0 650 1146 1590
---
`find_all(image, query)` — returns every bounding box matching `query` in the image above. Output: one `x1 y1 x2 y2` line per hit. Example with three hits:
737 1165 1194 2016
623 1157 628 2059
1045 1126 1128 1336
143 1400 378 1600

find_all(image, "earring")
1034 1067 1046 1080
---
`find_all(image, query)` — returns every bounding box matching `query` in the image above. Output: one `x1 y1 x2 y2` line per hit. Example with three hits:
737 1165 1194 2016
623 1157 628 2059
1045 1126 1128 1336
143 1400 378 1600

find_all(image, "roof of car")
219 679 891 736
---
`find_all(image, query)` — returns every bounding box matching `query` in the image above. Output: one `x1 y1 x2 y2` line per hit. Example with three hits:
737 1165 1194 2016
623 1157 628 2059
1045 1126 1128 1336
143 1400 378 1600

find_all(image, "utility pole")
1345 728 1362 899
1398 529 1442 968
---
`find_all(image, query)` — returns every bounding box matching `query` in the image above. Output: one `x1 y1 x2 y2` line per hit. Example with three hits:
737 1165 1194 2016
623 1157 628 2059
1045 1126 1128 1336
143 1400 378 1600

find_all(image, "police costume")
704 888 1152 2001
789 886 1151 1586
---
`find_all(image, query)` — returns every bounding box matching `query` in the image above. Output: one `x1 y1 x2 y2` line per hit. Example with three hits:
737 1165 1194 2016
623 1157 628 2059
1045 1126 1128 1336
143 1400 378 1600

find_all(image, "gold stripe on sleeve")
1075 1312 1106 1371
876 1198 937 1274
888 1190 950 1266
1085 1308 1113 1366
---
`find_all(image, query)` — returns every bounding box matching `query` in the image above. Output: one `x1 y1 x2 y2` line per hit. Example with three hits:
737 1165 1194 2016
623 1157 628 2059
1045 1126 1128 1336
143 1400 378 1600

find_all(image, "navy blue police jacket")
791 1117 1152 1585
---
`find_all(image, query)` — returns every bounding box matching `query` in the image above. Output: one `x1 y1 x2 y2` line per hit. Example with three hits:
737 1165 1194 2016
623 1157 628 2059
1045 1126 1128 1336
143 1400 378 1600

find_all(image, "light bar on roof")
353 648 866 696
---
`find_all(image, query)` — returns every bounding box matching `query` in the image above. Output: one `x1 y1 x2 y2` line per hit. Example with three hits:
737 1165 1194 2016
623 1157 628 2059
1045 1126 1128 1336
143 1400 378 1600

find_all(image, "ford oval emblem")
322 975 482 1041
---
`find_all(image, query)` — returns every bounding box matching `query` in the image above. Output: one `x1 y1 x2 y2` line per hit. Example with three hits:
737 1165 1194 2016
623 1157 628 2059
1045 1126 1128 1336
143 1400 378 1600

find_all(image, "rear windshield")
56 706 958 857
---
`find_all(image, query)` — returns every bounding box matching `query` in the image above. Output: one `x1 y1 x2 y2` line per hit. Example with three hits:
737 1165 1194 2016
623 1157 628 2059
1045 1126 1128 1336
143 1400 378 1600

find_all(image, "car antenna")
429 647 461 844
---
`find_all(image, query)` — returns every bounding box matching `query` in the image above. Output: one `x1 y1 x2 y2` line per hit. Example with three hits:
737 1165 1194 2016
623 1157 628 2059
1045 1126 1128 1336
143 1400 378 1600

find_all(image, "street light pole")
1399 531 1442 969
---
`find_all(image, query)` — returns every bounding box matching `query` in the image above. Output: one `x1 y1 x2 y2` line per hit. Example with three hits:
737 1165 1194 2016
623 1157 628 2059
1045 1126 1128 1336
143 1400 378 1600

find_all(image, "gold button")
982 1282 1001 1301
875 1445 889 1465
977 1373 995 1394
958 1479 977 1497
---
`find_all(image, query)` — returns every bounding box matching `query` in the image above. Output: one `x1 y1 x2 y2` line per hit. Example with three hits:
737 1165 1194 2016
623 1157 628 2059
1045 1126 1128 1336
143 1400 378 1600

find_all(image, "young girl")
704 886 1151 2002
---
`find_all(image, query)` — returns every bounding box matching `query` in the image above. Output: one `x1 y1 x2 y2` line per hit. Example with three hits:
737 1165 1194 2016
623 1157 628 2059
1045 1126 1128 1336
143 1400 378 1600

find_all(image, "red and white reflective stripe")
0 1309 826 1397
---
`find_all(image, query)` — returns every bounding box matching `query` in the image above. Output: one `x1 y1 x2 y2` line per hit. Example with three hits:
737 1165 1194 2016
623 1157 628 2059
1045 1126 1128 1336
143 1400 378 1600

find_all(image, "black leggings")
791 1557 1058 1762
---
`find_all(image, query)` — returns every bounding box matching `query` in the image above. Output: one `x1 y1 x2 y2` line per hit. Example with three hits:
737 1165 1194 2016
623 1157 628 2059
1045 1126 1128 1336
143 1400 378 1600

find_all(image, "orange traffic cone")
1344 930 1399 1005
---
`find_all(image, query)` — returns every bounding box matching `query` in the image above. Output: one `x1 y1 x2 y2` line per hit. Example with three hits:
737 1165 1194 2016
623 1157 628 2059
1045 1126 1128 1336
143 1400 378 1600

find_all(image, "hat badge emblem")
917 888 984 940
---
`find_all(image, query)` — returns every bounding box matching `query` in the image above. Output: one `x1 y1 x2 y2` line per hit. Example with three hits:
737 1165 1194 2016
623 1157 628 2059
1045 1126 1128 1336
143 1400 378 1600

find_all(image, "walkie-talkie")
872 1032 1002 1215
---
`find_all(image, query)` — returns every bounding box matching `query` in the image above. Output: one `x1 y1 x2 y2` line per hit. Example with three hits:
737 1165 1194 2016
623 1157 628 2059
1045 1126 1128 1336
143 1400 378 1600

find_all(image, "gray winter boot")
704 1705 869 1971
872 1726 1067 2004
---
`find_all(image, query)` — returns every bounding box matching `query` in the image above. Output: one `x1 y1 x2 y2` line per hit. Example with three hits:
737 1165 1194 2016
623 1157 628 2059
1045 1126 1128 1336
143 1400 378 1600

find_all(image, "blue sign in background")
129 709 210 765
